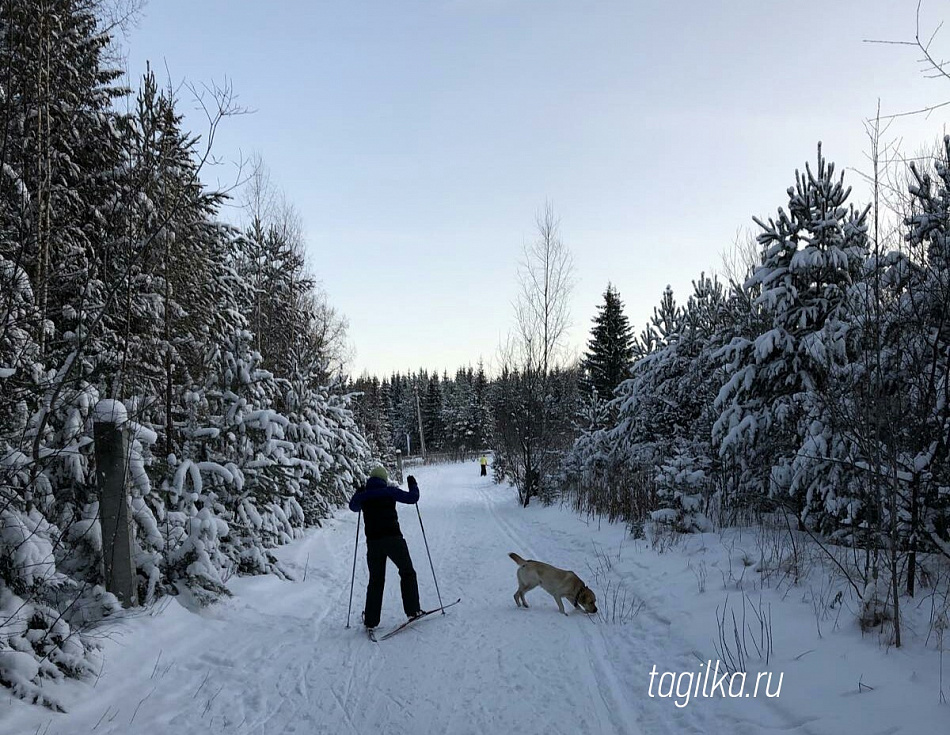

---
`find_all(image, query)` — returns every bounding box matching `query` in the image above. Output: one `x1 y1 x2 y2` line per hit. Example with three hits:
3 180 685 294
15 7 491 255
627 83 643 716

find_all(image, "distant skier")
480 455 488 477
349 466 424 632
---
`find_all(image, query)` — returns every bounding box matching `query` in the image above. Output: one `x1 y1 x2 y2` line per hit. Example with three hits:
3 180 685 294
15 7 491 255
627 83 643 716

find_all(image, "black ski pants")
364 535 420 627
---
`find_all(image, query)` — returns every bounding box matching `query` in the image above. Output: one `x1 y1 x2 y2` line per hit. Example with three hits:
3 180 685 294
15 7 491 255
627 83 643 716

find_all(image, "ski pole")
346 511 361 628
416 504 445 614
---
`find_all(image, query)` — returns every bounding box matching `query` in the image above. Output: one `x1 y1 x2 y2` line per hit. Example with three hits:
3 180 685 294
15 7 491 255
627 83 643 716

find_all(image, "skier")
480 455 488 477
349 466 424 632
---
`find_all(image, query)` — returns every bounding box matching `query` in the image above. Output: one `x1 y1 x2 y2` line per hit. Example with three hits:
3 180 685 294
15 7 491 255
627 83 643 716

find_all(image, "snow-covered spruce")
0 4 372 708
563 143 950 585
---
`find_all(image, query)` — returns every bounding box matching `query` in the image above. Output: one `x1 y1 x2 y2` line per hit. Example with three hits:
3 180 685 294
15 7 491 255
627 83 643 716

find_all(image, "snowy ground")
2 462 945 734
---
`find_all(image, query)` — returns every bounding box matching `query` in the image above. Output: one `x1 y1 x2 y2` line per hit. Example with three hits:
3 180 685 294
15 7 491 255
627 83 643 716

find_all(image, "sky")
120 0 948 378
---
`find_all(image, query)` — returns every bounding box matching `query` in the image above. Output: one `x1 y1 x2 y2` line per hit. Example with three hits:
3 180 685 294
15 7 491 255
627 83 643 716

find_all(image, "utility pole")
414 386 427 458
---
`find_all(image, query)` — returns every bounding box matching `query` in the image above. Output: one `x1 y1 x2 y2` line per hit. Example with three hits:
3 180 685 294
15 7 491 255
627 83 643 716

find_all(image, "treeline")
0 1 369 705
565 144 950 643
349 365 493 461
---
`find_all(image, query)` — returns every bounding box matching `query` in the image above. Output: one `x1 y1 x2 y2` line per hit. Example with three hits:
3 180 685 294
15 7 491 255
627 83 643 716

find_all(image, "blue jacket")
349 476 419 540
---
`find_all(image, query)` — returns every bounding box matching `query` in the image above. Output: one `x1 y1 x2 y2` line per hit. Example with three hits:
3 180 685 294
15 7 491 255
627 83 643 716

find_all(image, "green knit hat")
370 465 388 481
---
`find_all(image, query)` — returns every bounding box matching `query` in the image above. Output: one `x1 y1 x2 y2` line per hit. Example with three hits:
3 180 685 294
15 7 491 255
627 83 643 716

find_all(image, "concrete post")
94 422 137 607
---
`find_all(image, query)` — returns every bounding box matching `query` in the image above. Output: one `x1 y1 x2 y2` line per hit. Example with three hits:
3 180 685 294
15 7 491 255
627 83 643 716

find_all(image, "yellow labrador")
509 552 597 615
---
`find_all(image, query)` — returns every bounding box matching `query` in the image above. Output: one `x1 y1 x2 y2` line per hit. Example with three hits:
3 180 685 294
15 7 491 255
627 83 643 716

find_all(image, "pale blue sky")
123 1 946 378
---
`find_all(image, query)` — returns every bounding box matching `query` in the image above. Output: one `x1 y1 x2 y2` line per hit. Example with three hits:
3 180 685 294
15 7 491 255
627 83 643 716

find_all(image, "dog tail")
508 552 527 566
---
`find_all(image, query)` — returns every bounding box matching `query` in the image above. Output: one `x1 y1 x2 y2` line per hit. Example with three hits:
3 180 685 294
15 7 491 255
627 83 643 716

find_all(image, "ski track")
2 462 798 735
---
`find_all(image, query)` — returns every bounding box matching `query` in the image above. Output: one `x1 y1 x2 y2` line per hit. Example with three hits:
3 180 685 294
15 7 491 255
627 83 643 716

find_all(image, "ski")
377 598 461 641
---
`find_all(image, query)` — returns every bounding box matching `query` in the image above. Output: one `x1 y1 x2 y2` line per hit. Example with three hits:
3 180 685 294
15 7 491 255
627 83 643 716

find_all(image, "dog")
508 552 597 615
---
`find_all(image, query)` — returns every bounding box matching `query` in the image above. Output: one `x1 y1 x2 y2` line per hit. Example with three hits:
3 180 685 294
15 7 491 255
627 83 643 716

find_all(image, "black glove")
407 475 417 488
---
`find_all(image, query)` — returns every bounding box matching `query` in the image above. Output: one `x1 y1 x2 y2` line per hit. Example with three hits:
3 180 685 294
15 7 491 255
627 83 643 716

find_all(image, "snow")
0 510 56 587
92 399 127 425
0 651 40 692
0 462 945 734
127 420 158 445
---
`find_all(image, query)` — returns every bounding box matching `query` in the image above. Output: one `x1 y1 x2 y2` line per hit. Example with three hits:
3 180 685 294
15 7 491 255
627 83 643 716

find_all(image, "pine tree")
423 372 445 451
109 69 237 453
442 367 470 453
0 2 376 705
581 283 634 401
856 136 950 591
350 375 395 463
235 215 311 377
714 145 869 517
0 0 125 359
0 1 129 706
470 361 492 449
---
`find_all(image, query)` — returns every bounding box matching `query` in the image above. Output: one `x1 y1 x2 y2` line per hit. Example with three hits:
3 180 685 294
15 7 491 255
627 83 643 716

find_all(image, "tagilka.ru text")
648 661 784 708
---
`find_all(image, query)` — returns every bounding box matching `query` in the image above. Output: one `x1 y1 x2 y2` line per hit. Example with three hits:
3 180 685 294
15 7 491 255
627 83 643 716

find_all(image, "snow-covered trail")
5 463 765 735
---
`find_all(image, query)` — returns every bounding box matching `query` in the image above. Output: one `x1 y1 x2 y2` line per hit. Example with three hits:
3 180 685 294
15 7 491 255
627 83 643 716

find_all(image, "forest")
0 0 370 704
2 0 950 711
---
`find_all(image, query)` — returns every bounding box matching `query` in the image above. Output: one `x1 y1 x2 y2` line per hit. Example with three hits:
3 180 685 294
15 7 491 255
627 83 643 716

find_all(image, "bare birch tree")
513 202 575 376
493 202 577 506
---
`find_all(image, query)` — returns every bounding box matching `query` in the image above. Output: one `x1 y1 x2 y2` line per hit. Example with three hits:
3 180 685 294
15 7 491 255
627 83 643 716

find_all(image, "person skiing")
349 466 424 631
480 455 488 477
